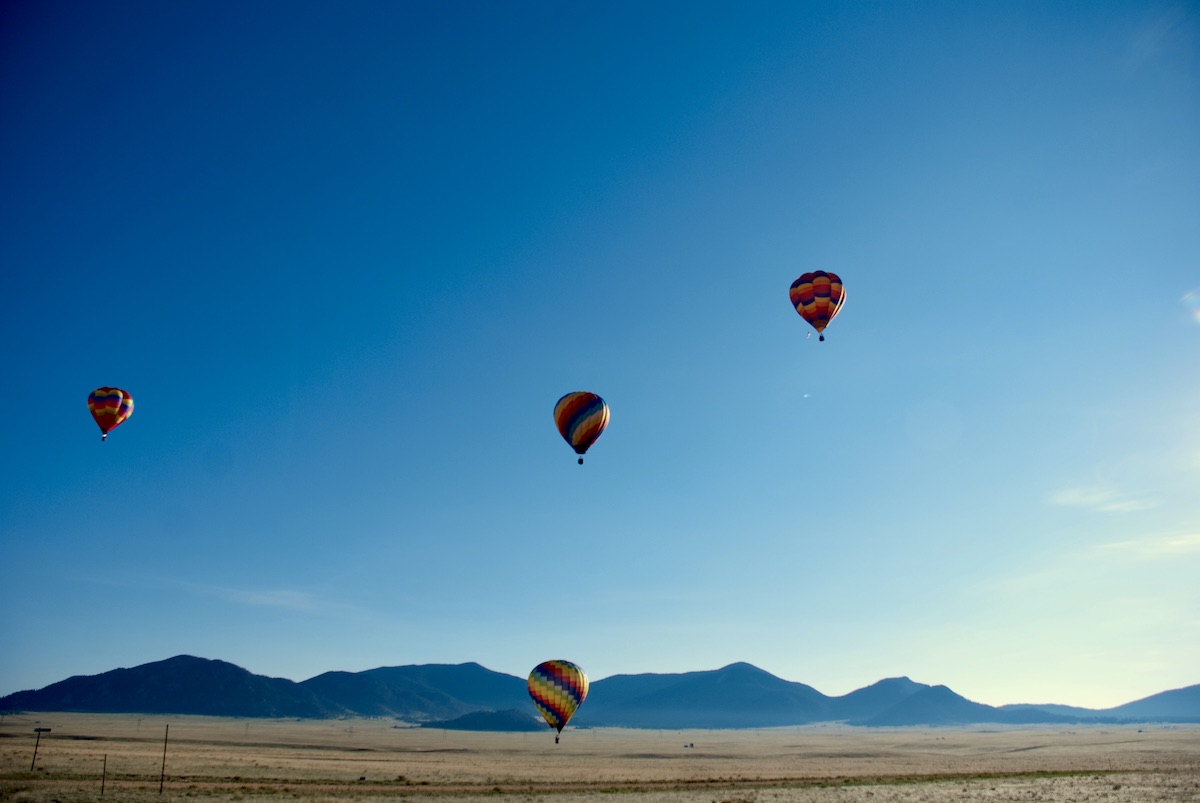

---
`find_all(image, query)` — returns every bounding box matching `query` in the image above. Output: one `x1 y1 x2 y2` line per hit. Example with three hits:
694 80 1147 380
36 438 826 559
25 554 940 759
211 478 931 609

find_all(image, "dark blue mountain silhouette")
301 662 527 719
829 676 929 720
855 684 1080 727
1103 684 1200 722
0 656 338 718
577 662 831 727
2 656 1197 727
1000 683 1200 724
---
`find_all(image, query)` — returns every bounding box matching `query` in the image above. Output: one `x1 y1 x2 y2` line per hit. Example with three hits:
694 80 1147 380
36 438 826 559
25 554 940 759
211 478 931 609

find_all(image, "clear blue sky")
2 1 1197 710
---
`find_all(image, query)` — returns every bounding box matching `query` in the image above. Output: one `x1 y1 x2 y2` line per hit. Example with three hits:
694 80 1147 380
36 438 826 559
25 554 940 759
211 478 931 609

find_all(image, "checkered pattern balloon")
528 659 588 733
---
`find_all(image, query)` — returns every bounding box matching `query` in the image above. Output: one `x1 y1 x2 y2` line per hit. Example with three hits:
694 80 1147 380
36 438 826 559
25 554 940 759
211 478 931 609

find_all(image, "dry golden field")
2 712 1198 802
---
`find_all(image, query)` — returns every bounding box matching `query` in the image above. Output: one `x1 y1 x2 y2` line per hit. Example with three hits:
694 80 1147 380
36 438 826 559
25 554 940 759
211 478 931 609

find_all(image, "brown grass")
2 712 1198 801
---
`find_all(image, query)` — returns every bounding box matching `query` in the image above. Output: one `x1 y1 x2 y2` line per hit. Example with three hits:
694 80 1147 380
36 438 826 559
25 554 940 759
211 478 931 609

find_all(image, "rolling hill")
300 662 528 719
0 656 339 719
576 662 833 727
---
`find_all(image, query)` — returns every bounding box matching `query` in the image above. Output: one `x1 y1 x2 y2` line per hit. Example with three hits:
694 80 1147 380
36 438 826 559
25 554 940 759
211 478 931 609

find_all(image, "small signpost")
30 727 51 771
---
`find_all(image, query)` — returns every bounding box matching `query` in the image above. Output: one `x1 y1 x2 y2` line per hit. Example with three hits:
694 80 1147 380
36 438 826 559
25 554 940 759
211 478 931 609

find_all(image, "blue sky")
2 1 1197 710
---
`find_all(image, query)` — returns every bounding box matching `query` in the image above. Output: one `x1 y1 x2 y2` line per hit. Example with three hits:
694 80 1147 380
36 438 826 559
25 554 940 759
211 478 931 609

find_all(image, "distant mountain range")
2 656 1197 728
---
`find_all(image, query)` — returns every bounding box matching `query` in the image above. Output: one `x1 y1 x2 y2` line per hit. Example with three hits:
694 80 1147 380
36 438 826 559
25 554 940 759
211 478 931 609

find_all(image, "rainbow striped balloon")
789 271 846 341
88 387 134 441
528 660 589 736
553 392 609 464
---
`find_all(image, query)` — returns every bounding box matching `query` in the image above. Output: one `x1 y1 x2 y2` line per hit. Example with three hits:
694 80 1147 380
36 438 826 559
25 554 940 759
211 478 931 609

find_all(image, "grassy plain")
1 712 1198 802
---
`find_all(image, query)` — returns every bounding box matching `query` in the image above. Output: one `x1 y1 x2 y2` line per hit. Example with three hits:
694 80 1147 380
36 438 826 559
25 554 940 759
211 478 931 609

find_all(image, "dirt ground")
2 712 1198 802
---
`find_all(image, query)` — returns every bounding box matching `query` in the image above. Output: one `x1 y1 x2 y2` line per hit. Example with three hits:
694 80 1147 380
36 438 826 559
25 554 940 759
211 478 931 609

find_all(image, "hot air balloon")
789 271 846 341
528 660 589 743
553 392 609 465
88 387 134 441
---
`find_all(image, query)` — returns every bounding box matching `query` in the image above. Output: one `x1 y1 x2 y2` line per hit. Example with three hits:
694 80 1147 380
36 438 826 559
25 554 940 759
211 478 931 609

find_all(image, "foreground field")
1 712 1198 802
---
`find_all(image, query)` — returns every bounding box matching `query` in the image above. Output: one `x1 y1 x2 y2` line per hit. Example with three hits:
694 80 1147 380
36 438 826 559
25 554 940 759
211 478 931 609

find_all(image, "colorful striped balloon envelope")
528 659 588 741
789 271 846 341
553 392 609 465
88 387 134 441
